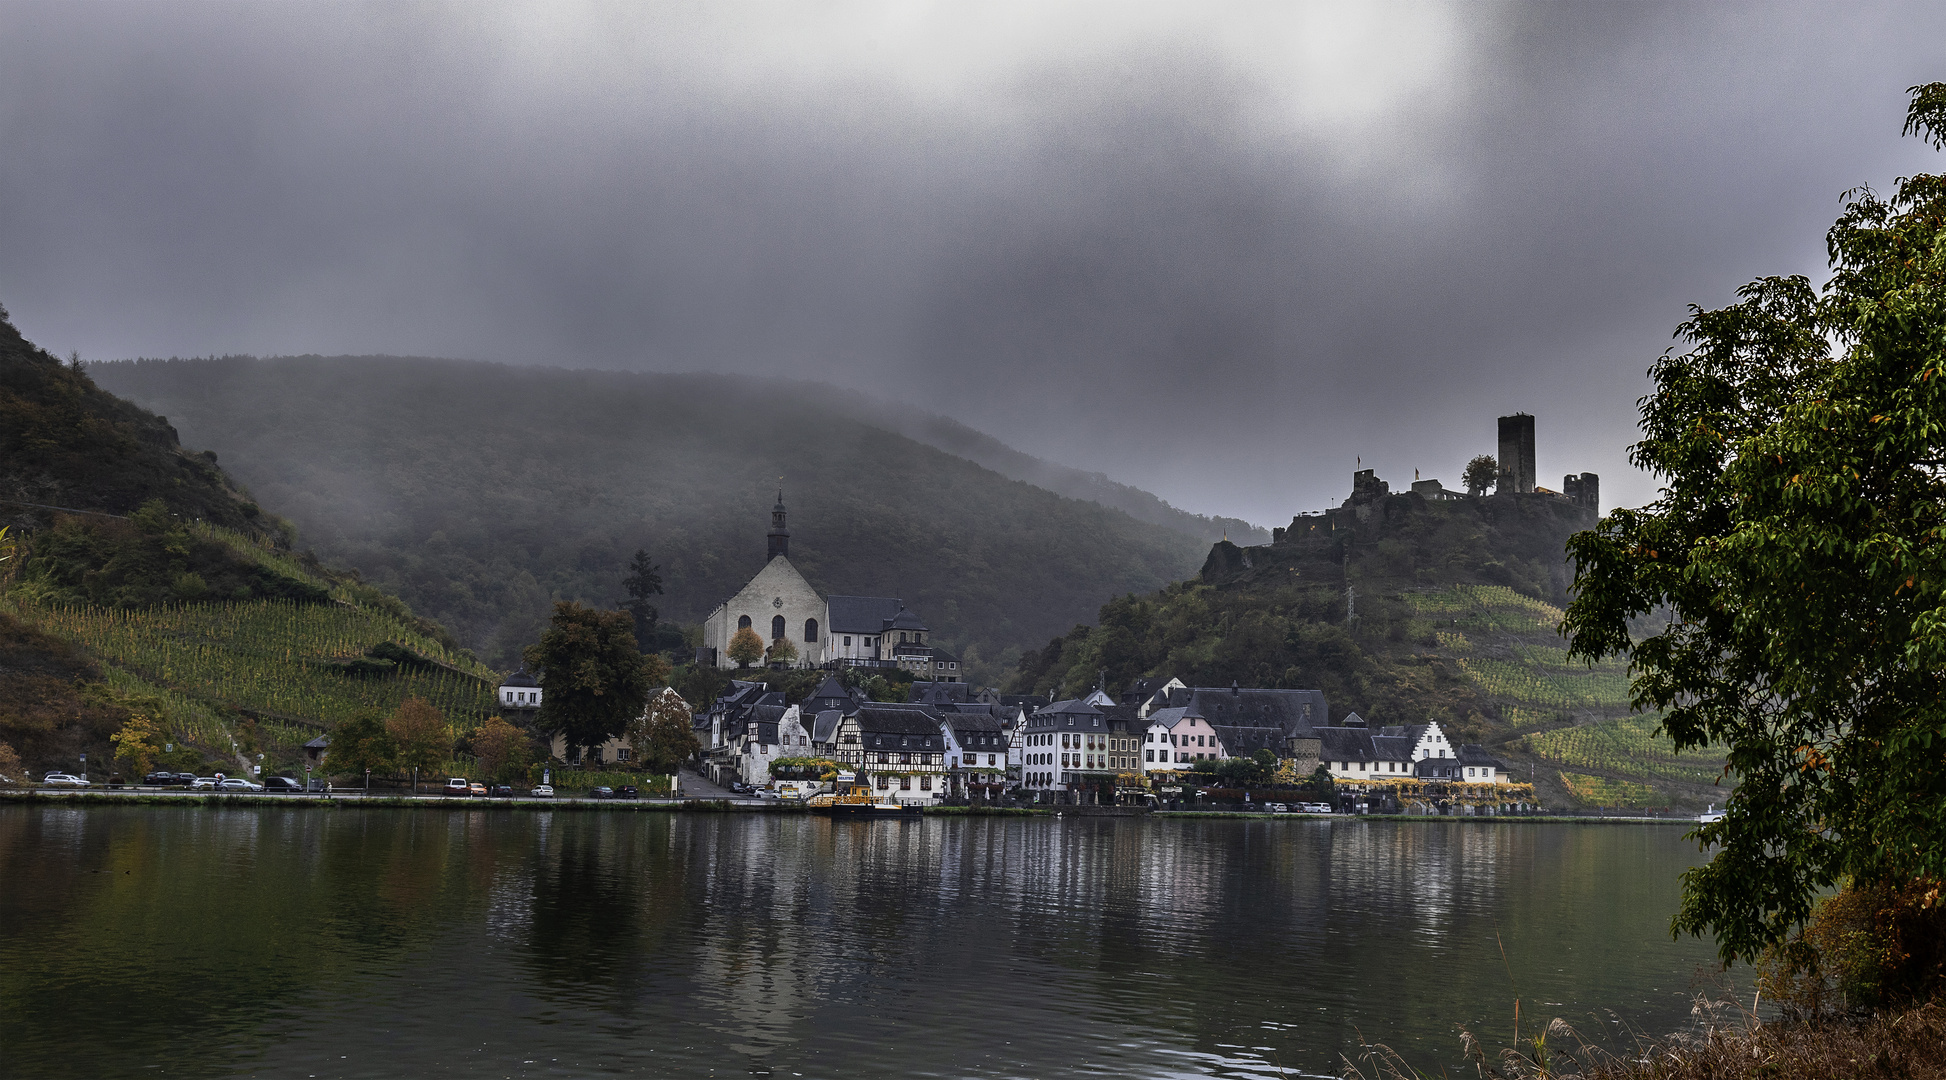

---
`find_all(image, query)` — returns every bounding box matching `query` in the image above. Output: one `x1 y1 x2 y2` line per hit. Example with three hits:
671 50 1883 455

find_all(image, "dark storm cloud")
2 2 1942 523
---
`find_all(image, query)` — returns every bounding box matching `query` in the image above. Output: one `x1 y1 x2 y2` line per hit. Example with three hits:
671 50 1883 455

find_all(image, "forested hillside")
92 356 1208 674
0 308 487 780
1010 488 1725 810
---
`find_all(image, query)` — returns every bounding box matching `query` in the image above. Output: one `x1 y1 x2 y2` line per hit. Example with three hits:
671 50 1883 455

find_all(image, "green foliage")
1519 716 1723 784
15 501 330 609
0 314 284 535
619 548 663 651
526 602 652 755
1562 84 1946 966
1462 454 1497 496
627 689 698 773
88 358 1207 668
326 710 393 779
8 597 497 731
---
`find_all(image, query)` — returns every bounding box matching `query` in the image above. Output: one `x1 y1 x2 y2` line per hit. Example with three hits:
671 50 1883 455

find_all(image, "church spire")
767 490 790 560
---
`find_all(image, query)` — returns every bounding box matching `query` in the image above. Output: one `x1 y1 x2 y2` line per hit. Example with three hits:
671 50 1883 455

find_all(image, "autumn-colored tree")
642 651 671 688
767 636 798 666
726 625 765 668
628 688 699 773
387 696 451 785
0 741 22 784
110 712 166 777
525 601 653 761
472 715 534 786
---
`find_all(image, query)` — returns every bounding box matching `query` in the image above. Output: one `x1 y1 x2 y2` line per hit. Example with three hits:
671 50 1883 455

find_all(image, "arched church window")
804 618 819 643
772 615 786 640
737 615 751 630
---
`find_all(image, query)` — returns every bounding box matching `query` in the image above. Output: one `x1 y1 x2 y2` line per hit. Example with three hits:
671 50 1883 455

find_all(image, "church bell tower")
767 492 790 560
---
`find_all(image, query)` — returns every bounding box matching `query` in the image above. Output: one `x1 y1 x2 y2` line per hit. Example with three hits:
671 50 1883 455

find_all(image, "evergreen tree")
619 549 664 652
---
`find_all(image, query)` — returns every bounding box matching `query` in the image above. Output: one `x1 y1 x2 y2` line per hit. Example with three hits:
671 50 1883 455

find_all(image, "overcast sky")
3 2 1941 525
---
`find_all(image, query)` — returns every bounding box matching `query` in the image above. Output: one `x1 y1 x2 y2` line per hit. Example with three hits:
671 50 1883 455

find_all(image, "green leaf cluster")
1563 84 1946 964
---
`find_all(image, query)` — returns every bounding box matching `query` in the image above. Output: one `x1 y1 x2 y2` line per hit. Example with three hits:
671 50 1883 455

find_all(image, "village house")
834 704 950 804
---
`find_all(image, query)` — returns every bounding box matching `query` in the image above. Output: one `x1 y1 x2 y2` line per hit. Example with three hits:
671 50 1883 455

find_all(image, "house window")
738 615 752 630
1146 750 1154 762
899 776 911 790
805 618 819 642
843 635 852 647
617 748 630 762
900 632 908 643
772 615 786 640
877 774 889 789
920 775 931 791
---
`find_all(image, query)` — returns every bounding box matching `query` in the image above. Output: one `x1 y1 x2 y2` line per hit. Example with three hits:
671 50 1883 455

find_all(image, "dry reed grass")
1340 993 1946 1080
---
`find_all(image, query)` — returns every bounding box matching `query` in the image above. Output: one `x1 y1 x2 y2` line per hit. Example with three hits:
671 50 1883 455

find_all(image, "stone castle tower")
1497 413 1536 495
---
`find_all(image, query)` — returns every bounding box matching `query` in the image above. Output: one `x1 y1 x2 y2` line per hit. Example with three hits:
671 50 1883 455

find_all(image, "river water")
0 806 1726 1078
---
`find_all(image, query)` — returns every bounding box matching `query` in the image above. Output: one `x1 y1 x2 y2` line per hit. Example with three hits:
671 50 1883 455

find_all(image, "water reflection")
0 808 1719 1078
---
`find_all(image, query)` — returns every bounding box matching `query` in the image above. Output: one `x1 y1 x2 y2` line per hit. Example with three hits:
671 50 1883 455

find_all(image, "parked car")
491 785 513 798
1263 802 1289 813
1297 802 1334 814
144 771 190 787
262 776 304 793
728 780 751 794
306 778 332 793
469 782 487 797
41 772 89 788
616 785 638 799
589 786 615 799
217 777 264 792
531 784 554 798
190 776 220 790
443 777 471 797
754 787 781 800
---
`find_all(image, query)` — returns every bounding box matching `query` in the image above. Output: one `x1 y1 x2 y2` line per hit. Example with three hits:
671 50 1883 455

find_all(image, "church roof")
827 595 906 634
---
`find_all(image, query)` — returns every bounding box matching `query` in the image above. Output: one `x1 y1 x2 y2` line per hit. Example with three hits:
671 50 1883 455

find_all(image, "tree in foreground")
1461 455 1498 497
387 697 452 785
472 715 534 786
1562 84 1946 1000
766 636 798 666
726 625 765 668
628 688 699 773
526 601 653 762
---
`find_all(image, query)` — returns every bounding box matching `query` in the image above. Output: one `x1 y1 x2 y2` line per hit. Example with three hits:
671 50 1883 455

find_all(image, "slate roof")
1315 726 1376 762
811 709 847 745
501 667 540 689
886 607 928 632
304 734 332 749
1209 724 1286 757
1371 735 1415 763
854 704 944 736
996 694 1050 710
802 674 860 715
1414 758 1465 779
1144 706 1203 731
745 704 790 745
1162 686 1327 737
1456 744 1505 770
826 595 906 634
910 681 972 705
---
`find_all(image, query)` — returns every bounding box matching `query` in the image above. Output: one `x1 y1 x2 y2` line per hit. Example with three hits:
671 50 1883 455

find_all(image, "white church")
699 495 957 678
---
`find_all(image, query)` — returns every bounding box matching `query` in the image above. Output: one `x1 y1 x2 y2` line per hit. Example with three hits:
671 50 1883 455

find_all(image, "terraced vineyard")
3 595 500 761
1403 583 1725 808
1557 771 1668 808
1519 715 1725 785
